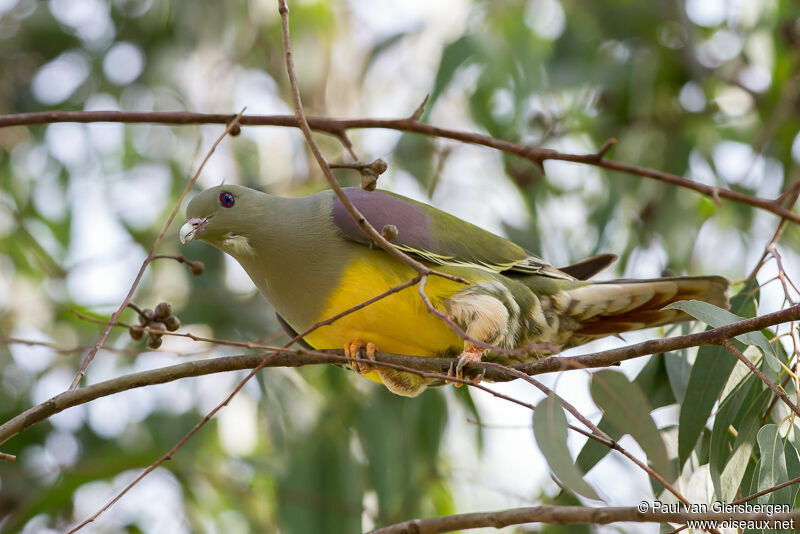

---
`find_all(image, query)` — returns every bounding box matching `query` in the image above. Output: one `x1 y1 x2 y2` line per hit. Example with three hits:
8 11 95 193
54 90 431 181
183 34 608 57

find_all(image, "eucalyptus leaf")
590 370 673 481
756 424 792 505
719 389 770 502
533 395 600 500
577 354 674 473
710 377 765 500
676 283 759 467
665 300 779 372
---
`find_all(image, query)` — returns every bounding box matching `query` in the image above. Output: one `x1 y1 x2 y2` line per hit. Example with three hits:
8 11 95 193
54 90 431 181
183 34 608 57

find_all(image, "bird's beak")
180 217 208 244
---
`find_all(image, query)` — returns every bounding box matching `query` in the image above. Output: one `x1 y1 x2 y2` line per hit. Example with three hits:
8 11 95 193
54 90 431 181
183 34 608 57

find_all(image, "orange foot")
344 339 377 375
447 345 486 387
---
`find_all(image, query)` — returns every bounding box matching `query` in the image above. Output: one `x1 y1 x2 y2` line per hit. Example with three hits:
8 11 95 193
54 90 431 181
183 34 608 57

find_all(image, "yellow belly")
304 254 466 382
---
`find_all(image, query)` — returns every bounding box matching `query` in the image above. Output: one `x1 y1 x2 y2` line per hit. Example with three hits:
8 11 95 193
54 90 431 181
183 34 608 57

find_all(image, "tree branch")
514 304 800 375
368 504 800 534
1 110 797 223
4 305 797 449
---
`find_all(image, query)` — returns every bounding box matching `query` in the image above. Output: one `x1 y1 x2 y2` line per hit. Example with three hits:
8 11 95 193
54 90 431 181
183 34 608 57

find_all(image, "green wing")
332 188 574 280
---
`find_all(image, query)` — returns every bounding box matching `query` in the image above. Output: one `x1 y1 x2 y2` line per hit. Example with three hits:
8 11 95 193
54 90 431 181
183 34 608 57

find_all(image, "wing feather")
331 189 573 280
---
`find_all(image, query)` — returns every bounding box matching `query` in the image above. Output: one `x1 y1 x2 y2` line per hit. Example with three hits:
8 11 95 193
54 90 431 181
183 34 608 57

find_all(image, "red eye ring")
219 192 235 208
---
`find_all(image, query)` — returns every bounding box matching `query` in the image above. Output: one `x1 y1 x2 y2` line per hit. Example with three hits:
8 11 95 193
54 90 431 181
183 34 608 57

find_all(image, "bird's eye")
219 192 235 208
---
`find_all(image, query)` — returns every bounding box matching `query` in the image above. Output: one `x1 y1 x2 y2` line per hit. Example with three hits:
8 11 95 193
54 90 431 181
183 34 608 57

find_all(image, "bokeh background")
1 0 800 532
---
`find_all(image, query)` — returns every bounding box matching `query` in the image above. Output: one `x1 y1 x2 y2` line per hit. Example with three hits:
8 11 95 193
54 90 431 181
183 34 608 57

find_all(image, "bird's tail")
561 275 729 345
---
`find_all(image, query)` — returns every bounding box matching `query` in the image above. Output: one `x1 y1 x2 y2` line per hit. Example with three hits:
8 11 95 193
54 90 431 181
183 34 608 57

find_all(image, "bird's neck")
229 194 351 330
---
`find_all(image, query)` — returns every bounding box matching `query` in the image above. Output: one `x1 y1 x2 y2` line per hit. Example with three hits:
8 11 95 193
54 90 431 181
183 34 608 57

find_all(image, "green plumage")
182 185 730 396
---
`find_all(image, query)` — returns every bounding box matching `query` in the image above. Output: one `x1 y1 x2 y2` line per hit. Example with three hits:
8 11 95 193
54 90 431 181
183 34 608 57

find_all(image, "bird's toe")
344 339 376 374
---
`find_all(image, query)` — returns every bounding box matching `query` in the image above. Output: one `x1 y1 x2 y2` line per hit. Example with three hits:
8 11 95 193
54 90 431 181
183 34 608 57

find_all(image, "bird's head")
180 184 266 256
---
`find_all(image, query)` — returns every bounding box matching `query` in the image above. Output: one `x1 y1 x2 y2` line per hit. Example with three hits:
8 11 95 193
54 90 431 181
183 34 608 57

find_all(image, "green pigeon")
180 185 729 397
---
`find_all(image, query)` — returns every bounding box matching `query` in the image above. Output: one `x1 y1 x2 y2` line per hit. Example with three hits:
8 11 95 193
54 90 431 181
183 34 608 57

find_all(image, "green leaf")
755 424 792 505
533 395 600 500
678 344 737 466
665 299 779 372
709 376 764 499
429 35 478 108
719 389 770 502
783 439 800 504
576 354 674 473
590 370 673 481
357 388 448 524
393 133 435 185
664 347 691 404
675 282 759 467
362 30 415 77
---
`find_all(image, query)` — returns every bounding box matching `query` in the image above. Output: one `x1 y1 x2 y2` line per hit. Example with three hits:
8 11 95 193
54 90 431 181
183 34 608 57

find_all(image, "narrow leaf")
756 424 792 505
678 344 737 466
665 300 779 372
719 389 769 502
709 377 765 499
577 354 674 472
783 439 800 504
533 395 600 500
590 370 673 481
664 324 692 403
675 284 758 467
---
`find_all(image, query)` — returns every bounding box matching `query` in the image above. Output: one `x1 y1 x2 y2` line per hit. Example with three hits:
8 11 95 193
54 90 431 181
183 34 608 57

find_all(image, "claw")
450 346 484 387
471 368 486 385
445 361 456 384
345 340 363 373
344 339 376 374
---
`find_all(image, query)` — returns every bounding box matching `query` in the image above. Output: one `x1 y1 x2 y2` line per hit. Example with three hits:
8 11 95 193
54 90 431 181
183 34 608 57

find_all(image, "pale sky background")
3 0 800 532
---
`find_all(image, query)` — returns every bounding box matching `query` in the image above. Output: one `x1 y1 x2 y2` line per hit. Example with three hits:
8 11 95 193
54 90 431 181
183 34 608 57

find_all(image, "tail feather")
562 275 729 343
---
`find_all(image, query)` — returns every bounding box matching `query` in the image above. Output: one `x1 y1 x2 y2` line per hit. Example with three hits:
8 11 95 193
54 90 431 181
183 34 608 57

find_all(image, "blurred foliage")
1 0 800 532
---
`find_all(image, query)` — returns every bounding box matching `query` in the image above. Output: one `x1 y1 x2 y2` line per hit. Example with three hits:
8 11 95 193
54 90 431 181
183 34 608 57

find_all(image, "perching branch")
514 304 800 375
1 4 795 532
0 112 798 223
4 304 797 449
368 504 800 534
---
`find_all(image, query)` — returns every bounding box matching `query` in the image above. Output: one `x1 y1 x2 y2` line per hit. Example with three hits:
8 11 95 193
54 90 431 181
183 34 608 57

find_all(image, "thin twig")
479 362 693 513
65 270 428 531
67 110 246 391
277 0 466 286
745 177 800 282
0 336 142 356
721 339 800 418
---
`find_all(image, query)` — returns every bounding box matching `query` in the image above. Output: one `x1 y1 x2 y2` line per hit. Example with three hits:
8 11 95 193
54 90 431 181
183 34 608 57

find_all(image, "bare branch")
409 94 429 121
330 158 388 191
592 137 617 160
277 0 465 286
4 305 797 449
1 110 797 223
514 304 800 376
369 504 800 534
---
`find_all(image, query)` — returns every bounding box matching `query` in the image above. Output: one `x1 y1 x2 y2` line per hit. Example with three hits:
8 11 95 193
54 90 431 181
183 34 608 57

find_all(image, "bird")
180 184 729 397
